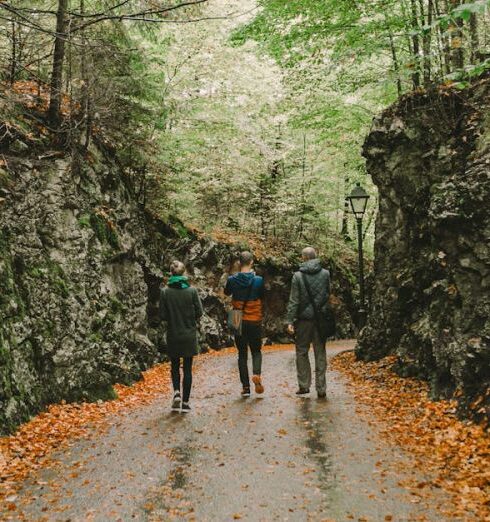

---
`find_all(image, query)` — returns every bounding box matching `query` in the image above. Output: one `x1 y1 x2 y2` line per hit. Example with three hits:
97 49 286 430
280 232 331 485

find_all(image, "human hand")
287 324 295 336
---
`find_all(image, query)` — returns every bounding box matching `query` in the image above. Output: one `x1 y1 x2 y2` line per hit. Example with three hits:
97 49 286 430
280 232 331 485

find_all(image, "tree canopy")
1 0 489 253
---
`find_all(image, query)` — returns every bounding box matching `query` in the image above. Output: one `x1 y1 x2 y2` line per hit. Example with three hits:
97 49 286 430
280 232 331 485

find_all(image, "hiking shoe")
241 387 251 398
181 402 191 413
317 392 327 400
252 375 264 394
295 388 310 396
171 391 182 411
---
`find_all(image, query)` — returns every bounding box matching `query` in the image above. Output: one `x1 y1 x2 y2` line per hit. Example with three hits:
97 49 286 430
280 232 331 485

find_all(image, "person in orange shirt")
225 251 265 397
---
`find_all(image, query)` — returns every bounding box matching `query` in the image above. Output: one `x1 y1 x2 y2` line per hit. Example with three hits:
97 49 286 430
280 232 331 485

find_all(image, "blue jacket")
224 272 264 301
225 272 264 322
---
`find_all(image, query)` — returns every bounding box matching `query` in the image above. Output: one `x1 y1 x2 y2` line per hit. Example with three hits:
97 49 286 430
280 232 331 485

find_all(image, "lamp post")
347 183 370 329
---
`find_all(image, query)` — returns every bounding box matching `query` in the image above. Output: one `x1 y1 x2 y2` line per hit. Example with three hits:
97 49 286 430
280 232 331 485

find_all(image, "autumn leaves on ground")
331 353 490 521
0 344 488 521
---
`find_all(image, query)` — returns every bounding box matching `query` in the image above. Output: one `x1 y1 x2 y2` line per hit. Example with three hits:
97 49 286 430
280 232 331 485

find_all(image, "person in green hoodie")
160 260 204 413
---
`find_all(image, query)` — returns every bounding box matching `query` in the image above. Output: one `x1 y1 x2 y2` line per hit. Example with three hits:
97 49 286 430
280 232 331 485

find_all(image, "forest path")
9 342 449 522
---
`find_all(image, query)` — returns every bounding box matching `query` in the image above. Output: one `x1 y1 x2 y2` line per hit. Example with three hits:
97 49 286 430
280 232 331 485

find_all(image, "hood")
299 259 323 275
231 271 256 287
168 275 190 289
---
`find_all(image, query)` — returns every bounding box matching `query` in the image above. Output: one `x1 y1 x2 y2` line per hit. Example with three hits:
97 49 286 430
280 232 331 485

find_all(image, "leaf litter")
0 344 293 510
332 351 490 521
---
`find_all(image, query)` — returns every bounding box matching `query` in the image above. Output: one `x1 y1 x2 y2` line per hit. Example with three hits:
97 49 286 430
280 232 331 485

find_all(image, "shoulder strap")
301 273 323 333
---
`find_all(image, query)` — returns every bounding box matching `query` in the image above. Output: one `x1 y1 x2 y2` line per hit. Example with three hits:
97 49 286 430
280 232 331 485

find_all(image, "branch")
72 0 208 31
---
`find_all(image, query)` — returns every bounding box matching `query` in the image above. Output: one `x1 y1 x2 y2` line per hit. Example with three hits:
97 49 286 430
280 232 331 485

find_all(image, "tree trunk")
297 134 307 240
48 0 69 126
420 0 433 87
448 0 464 70
410 0 421 89
10 20 17 85
469 13 479 63
80 0 91 148
435 0 452 74
341 201 351 242
388 28 402 96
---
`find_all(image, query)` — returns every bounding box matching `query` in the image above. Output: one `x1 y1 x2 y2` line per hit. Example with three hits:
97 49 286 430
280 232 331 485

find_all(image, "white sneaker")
171 392 182 412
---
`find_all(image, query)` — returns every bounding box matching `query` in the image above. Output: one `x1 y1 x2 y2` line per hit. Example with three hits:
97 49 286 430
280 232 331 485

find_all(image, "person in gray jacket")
160 260 204 413
286 247 330 398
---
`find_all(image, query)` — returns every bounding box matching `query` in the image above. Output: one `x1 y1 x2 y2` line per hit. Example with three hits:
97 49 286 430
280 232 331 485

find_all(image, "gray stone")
0 144 358 435
357 79 490 420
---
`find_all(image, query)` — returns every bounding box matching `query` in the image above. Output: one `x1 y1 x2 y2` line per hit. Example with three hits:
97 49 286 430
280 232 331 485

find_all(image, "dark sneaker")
296 388 310 396
181 402 191 413
317 392 327 400
171 392 182 411
252 375 264 394
241 387 251 398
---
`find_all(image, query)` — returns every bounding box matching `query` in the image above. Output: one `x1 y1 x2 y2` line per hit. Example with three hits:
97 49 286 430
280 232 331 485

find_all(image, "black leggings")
170 357 193 403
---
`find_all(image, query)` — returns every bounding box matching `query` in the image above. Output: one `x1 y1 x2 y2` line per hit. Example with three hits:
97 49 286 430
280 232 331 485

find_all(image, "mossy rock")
0 168 12 190
26 259 71 299
90 212 120 248
69 384 118 403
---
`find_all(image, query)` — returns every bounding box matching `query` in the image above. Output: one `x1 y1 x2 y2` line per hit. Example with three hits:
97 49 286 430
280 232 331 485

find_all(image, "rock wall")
357 77 490 417
0 145 356 434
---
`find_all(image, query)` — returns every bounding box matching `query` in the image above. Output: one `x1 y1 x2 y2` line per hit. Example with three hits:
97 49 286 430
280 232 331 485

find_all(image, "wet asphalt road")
7 342 450 521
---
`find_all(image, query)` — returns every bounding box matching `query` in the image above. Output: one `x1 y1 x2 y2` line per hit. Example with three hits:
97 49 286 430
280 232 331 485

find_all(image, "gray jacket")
286 259 330 324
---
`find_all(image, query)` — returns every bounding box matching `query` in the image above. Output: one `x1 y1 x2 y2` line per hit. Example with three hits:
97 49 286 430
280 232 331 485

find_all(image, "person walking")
225 251 265 397
160 260 204 413
286 247 331 399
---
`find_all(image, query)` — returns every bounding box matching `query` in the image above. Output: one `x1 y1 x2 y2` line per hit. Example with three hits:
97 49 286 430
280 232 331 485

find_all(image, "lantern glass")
348 183 369 219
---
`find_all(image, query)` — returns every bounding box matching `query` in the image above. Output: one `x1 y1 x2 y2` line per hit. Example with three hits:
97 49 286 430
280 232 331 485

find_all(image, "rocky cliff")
357 77 490 418
0 143 356 434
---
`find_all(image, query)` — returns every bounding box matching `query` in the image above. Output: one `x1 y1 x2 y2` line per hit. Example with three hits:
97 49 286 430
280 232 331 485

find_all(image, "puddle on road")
168 443 193 490
299 399 335 498
142 435 196 519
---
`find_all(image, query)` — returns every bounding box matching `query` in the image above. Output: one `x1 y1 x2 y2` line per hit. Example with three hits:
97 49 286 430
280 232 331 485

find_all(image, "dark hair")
239 251 254 267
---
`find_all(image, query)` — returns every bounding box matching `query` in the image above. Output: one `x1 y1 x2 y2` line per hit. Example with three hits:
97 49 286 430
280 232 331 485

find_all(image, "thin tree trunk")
37 51 42 101
341 199 350 240
411 0 421 89
388 28 402 96
80 0 91 148
435 0 452 74
420 0 433 86
67 16 74 147
298 134 307 240
48 0 69 126
447 0 464 70
340 167 351 241
469 13 479 63
10 20 16 85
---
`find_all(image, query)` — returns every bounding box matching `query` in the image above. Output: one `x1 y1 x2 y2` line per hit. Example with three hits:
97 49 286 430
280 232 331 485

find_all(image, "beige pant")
295 319 327 393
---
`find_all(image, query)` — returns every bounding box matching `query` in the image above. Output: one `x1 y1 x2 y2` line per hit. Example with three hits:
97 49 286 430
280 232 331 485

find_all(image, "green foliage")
1 0 488 256
78 214 91 228
89 213 120 249
446 58 490 87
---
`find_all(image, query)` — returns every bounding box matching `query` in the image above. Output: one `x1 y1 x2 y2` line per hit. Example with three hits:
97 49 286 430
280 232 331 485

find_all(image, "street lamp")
347 183 370 329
